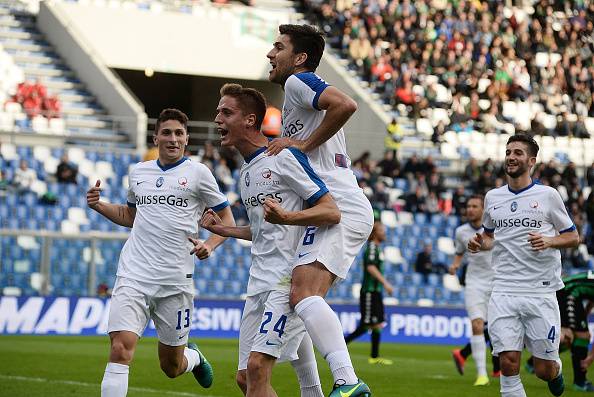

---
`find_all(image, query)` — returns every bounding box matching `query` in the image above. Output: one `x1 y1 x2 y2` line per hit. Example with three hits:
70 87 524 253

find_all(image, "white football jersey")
119 157 229 286
482 181 575 295
240 147 329 296
455 223 493 291
282 72 366 210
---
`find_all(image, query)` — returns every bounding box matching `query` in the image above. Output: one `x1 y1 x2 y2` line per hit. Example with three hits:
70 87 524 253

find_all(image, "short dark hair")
467 194 484 207
155 108 188 134
279 24 325 71
507 134 539 157
219 83 267 130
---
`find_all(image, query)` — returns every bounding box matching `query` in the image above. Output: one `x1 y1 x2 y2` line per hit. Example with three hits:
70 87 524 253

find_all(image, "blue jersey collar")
245 147 267 163
156 156 188 171
507 179 537 195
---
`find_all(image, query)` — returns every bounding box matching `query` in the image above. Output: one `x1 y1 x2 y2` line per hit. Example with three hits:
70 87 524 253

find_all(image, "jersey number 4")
547 326 556 343
259 312 287 337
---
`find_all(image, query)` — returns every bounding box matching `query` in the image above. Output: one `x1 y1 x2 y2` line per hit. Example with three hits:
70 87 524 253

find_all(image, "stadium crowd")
192 136 593 278
303 0 594 136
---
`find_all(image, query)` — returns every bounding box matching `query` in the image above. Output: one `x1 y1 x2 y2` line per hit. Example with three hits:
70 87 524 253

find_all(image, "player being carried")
87 108 235 397
468 134 580 397
449 195 500 385
202 83 341 397
525 271 594 392
266 24 374 397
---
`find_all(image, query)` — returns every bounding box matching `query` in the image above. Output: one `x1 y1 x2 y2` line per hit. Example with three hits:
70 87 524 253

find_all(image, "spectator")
377 150 400 178
371 182 390 210
97 282 111 297
230 199 249 227
43 95 61 119
414 242 446 283
0 169 8 192
214 157 233 192
452 185 468 217
12 159 37 194
56 154 78 184
586 162 594 188
385 117 403 156
143 146 159 161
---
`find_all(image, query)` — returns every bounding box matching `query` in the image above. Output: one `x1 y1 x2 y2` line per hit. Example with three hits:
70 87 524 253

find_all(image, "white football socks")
291 333 324 397
101 362 129 397
500 374 527 397
183 347 201 373
470 334 487 377
294 296 358 385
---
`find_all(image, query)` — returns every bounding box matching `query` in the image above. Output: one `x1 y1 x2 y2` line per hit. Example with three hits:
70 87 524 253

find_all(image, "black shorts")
359 291 384 326
557 289 588 332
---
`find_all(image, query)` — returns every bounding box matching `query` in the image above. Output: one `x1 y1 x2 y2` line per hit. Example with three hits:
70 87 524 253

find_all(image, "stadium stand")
0 0 593 312
0 1 126 140
302 0 594 164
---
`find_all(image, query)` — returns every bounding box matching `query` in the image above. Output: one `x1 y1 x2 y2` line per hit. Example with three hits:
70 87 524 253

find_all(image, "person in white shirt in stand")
468 134 579 397
87 108 235 397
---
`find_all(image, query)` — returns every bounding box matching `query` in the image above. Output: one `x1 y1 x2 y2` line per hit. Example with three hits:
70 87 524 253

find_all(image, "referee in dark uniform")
344 219 395 365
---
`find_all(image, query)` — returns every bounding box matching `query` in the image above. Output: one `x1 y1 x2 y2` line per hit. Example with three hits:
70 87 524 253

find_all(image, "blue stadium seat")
411 272 423 286
419 286 435 300
393 272 404 285
414 213 427 225
427 273 440 287
195 279 207 293
410 225 423 237
213 280 224 295
394 178 408 191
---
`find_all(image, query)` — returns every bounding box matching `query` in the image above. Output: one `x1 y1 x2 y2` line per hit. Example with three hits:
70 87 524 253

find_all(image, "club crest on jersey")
178 177 187 187
262 168 272 179
530 201 539 208
156 177 164 188
245 172 250 187
510 201 518 212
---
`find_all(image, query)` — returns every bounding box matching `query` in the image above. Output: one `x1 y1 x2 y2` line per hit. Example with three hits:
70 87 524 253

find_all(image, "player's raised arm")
263 193 340 226
299 86 357 153
199 208 252 241
86 179 136 227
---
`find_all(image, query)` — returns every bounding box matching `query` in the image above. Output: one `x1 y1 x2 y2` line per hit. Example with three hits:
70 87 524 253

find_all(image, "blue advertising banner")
0 296 477 344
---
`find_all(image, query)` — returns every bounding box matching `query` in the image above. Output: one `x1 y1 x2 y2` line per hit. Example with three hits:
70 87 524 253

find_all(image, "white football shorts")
488 293 560 360
464 285 491 321
238 289 305 370
108 276 194 347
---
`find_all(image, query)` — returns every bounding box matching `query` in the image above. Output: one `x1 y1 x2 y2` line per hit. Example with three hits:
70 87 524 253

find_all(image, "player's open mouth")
218 128 228 138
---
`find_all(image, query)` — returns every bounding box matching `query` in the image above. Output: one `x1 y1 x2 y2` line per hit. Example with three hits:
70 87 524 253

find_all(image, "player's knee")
246 354 266 379
289 289 306 309
471 319 484 335
534 360 558 381
499 354 520 375
236 370 247 393
109 340 134 364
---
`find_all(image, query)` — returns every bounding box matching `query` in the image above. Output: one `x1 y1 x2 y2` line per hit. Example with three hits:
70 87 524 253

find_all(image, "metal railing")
0 228 128 297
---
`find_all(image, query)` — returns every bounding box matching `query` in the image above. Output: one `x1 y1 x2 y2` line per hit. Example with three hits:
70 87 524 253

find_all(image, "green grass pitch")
0 335 585 396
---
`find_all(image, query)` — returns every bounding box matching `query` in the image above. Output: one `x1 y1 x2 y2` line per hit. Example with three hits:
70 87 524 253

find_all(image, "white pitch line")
0 374 222 397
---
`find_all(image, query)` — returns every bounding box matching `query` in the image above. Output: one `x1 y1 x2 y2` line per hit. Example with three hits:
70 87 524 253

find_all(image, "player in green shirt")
344 220 394 364
526 271 594 392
